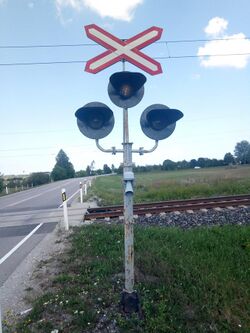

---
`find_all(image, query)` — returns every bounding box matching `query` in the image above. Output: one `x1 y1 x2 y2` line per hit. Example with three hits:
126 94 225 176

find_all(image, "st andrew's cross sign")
84 24 163 75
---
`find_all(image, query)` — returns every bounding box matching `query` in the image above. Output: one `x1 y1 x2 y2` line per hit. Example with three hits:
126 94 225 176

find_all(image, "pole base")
120 290 140 314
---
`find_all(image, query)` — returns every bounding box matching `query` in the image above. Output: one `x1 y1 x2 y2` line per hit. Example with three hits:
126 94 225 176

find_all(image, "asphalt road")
0 177 90 287
0 177 89 213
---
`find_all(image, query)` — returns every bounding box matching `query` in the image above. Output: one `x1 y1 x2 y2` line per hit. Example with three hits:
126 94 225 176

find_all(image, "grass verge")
11 224 250 333
87 166 250 205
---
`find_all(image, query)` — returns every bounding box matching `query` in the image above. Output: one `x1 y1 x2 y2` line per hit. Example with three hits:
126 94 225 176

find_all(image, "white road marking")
3 181 72 209
0 223 43 265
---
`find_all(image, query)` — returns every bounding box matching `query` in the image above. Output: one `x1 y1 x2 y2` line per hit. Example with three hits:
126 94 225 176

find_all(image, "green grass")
87 165 250 205
13 224 250 333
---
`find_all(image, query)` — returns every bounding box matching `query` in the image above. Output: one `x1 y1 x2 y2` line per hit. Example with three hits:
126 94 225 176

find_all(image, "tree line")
1 140 250 192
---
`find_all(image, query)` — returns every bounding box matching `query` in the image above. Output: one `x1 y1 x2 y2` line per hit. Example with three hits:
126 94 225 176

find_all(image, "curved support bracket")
95 139 123 155
132 140 158 155
95 140 158 155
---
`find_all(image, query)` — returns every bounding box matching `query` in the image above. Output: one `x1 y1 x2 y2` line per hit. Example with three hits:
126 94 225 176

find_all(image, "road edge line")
0 223 43 265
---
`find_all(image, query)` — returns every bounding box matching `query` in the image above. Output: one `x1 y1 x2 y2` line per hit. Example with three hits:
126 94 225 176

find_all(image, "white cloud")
84 0 143 21
198 18 250 69
56 0 82 11
204 17 228 37
28 2 34 9
55 0 143 21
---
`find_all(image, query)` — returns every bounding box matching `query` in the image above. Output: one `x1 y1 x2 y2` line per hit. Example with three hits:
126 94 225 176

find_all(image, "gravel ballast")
93 207 250 228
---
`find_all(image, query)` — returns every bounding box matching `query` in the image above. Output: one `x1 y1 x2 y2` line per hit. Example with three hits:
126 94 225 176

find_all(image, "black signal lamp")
108 71 146 108
140 104 183 140
75 102 114 140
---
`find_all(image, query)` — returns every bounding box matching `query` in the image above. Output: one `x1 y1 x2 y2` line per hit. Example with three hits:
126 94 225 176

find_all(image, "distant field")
88 165 250 205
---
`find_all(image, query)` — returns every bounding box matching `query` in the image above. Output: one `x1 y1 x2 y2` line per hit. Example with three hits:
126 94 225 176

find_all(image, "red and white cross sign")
84 24 163 75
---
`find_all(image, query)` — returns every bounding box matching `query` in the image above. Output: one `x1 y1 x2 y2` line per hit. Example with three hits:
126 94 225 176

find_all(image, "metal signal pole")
120 60 139 312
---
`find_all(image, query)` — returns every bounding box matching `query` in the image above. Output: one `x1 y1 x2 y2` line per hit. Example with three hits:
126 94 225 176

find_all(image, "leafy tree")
223 152 235 165
51 165 68 181
117 164 123 175
95 169 103 175
51 150 75 181
6 177 22 188
75 170 87 177
177 160 189 169
103 164 112 174
197 157 207 168
162 159 176 171
190 159 197 168
234 140 250 164
27 172 50 186
86 165 91 176
0 174 3 192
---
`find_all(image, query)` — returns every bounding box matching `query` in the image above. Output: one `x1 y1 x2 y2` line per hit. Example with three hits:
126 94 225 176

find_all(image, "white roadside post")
5 185 8 195
61 188 69 231
79 182 83 203
84 183 87 196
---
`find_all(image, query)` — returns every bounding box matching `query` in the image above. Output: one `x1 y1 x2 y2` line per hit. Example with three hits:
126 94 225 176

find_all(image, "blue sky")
0 0 250 175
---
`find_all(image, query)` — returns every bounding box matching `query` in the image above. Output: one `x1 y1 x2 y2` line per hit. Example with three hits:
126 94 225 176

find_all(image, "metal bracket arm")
132 140 158 155
96 140 158 155
95 139 123 154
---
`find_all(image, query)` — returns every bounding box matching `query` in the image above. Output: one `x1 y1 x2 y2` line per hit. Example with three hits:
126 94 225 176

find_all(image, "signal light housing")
140 104 183 140
108 71 146 108
75 102 114 139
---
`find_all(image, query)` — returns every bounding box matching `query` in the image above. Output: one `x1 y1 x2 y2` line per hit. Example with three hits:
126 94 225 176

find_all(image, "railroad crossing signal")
84 24 163 75
75 73 183 141
76 24 184 313
108 71 146 108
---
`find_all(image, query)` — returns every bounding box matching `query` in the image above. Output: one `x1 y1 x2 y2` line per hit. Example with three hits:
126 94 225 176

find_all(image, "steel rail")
84 194 250 220
86 194 250 213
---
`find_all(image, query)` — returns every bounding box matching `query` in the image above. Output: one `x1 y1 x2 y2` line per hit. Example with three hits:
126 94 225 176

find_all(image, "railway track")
84 194 250 220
